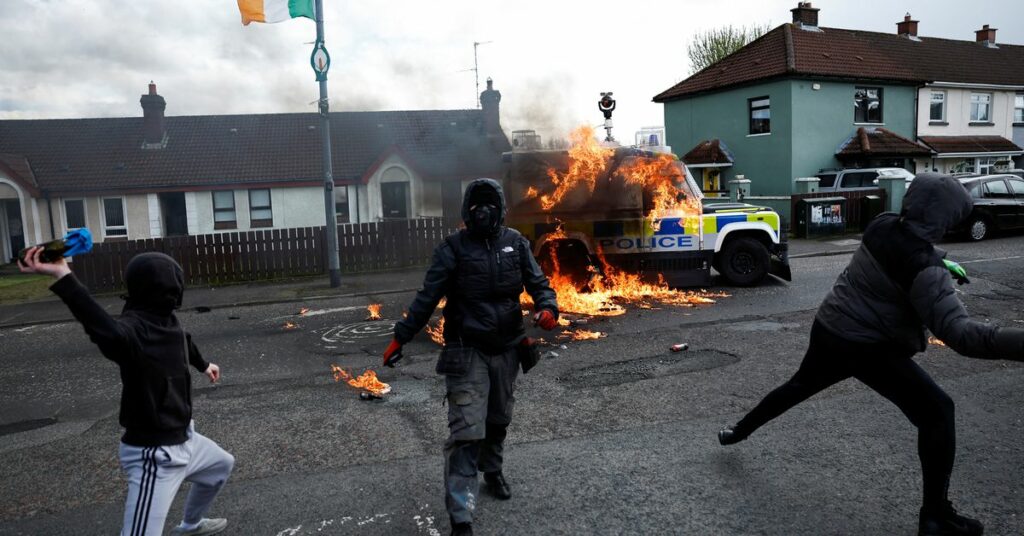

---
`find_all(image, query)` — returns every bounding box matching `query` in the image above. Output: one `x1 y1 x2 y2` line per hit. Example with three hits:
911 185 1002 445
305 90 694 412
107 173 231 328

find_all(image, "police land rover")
501 100 789 288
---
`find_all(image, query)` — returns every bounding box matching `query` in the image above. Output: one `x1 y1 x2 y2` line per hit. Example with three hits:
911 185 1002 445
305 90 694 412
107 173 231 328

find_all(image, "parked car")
951 174 1024 241
815 167 914 192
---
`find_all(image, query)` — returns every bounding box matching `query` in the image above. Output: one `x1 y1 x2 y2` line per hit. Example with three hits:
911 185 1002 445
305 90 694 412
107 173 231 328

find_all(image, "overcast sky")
2 0 1022 145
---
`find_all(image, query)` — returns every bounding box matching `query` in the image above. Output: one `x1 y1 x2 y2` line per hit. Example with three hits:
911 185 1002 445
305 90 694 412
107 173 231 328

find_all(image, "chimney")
975 24 997 47
896 14 919 39
140 81 167 148
790 2 819 28
479 77 502 137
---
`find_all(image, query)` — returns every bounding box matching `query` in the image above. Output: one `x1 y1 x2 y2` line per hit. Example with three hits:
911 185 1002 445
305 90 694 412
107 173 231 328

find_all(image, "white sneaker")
170 518 228 535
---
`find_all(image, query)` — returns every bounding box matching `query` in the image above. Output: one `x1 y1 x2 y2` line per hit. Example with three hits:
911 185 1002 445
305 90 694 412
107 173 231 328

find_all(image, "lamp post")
312 0 341 287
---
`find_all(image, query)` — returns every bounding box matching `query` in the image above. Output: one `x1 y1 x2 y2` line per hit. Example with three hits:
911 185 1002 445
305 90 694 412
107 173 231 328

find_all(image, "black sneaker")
483 471 512 500
451 522 473 536
919 502 984 536
718 425 747 446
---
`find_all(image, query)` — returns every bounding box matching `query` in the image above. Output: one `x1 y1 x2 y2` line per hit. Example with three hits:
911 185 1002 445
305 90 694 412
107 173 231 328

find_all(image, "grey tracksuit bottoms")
118 422 234 536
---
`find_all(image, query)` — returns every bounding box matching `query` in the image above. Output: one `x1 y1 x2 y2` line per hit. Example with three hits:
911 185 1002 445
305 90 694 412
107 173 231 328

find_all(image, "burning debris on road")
366 304 382 321
330 364 391 396
928 336 947 347
297 307 310 316
566 329 606 341
283 321 298 330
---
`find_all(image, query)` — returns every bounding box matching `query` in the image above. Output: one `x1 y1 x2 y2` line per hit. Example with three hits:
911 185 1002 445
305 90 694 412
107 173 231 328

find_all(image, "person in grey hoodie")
717 174 1023 536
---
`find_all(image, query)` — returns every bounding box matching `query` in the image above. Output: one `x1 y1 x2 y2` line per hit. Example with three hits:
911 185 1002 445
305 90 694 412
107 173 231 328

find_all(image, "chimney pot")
790 2 819 28
896 13 919 38
975 24 997 46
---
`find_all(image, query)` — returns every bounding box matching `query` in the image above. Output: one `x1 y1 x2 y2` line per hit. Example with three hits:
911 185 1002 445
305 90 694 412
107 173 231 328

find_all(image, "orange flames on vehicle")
366 304 382 321
330 365 391 395
540 126 613 211
618 153 702 232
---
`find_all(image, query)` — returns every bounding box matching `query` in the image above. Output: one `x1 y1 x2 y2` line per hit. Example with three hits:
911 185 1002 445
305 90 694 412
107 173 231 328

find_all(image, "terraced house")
0 81 509 262
655 2 1024 218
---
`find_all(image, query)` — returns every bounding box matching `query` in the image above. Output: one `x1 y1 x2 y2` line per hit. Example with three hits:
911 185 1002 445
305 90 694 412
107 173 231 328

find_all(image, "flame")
298 308 310 316
539 126 613 211
366 304 382 321
427 317 445 346
330 364 391 395
618 153 702 233
283 321 298 330
928 336 947 347
568 329 606 340
524 186 539 200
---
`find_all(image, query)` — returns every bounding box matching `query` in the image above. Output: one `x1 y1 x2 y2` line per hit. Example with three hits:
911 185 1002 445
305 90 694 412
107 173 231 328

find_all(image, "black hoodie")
51 252 209 446
816 173 1024 359
394 178 559 353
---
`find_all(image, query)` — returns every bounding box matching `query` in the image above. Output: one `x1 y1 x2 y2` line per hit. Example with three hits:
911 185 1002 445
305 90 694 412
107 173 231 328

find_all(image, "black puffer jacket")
816 173 1024 359
394 178 558 354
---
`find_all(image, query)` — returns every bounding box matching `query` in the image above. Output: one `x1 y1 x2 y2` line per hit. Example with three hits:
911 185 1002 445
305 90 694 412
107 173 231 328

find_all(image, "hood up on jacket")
900 173 974 243
123 252 185 315
462 178 507 237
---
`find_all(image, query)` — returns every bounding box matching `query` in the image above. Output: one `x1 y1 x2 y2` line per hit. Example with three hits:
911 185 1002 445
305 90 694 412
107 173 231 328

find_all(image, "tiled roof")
0 110 509 196
918 136 1023 154
0 153 40 196
836 128 932 157
654 23 1024 101
682 139 735 165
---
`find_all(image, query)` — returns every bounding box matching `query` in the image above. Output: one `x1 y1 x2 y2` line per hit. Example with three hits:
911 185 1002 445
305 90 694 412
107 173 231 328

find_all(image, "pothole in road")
557 349 739 388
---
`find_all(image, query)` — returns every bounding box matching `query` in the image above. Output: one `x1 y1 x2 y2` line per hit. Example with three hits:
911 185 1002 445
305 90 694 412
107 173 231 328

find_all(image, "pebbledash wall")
663 78 917 198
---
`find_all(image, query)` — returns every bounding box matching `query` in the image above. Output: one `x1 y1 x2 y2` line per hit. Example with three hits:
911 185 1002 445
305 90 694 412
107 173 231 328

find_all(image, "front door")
381 182 409 220
159 192 188 236
3 199 25 261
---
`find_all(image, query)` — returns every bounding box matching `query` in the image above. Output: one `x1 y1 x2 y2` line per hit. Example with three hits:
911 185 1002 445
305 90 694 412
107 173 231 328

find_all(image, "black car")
952 174 1024 241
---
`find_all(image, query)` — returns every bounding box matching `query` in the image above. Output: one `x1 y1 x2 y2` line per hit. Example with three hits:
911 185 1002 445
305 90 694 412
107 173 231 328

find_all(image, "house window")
748 97 770 134
248 189 273 228
1015 94 1024 124
63 199 86 231
977 157 998 175
334 185 350 223
212 190 236 230
929 91 945 122
102 197 127 238
970 93 991 122
854 87 883 123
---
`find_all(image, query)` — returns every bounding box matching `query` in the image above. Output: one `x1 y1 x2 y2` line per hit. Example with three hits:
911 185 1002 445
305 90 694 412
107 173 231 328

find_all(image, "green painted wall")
662 78 918 196
789 80 917 183
663 80 793 197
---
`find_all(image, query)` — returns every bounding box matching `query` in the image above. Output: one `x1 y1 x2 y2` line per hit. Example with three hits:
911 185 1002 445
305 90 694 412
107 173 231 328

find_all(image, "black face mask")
470 203 500 236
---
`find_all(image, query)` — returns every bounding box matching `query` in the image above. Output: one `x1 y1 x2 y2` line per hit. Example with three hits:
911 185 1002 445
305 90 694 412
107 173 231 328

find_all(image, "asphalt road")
1 235 1022 535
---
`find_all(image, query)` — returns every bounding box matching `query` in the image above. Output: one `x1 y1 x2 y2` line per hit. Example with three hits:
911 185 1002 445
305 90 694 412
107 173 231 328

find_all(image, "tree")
687 24 771 74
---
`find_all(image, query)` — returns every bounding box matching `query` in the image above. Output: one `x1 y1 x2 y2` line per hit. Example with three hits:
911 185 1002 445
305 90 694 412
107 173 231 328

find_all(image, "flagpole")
314 0 341 287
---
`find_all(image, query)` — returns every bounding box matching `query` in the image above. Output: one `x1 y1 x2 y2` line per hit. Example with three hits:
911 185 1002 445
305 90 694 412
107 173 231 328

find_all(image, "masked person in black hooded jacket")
382 178 559 536
717 174 1024 536
19 249 234 536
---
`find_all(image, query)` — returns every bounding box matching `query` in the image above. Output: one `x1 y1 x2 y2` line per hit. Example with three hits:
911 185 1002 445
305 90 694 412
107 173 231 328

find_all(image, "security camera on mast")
598 92 616 143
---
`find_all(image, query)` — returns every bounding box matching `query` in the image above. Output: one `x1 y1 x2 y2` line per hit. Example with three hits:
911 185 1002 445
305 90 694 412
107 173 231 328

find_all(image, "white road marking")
959 255 1024 264
275 526 302 536
273 306 366 320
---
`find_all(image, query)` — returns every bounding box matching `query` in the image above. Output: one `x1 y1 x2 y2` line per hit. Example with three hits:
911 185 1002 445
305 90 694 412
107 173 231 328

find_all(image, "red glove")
383 339 403 367
533 310 558 331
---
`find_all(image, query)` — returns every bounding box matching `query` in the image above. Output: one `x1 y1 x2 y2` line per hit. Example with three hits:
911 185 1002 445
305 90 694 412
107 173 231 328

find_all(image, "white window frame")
976 156 999 175
248 188 273 228
1015 94 1024 124
101 196 128 239
211 190 237 230
334 185 350 223
970 92 992 123
61 198 88 234
929 90 946 122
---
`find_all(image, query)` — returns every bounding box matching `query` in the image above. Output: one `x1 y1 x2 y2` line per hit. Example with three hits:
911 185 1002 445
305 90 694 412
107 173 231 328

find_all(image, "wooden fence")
71 218 458 291
790 188 887 230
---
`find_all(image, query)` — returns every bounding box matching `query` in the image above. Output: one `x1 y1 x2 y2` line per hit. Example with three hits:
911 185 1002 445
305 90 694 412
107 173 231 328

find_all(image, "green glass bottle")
17 237 69 264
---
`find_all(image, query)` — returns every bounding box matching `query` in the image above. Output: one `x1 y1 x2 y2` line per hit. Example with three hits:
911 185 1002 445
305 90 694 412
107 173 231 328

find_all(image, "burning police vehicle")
503 96 790 290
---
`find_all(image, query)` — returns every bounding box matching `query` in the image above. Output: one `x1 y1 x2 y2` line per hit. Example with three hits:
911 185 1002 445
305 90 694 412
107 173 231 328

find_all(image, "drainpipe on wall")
44 191 56 240
912 85 921 172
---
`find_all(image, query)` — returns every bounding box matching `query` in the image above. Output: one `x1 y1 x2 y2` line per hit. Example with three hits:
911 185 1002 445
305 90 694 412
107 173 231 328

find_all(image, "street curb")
789 248 859 260
0 286 420 330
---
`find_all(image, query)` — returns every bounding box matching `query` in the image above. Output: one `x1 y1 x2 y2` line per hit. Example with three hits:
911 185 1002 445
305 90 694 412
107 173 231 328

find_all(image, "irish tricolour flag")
237 0 314 25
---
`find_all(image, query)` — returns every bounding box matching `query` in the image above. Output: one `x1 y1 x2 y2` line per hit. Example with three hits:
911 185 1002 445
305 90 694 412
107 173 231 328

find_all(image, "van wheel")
538 241 593 290
967 217 989 241
718 237 769 286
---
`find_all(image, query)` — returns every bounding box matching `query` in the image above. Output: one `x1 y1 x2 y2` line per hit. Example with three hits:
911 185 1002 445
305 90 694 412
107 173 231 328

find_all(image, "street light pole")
313 0 341 287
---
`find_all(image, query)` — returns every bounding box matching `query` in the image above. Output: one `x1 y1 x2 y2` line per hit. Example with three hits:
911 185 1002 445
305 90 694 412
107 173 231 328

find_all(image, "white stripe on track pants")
119 422 234 536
